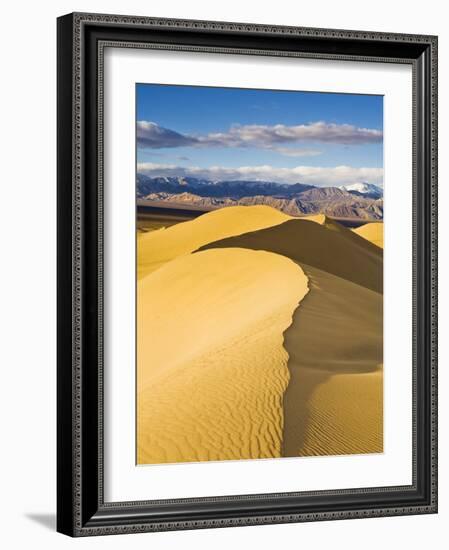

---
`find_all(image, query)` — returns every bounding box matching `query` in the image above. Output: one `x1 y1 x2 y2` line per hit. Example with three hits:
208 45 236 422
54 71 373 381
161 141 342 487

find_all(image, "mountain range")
137 174 383 220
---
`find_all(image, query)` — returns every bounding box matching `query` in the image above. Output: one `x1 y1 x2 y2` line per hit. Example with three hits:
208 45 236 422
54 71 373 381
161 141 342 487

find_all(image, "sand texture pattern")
137 205 383 463
137 247 309 464
282 265 383 456
199 213 383 457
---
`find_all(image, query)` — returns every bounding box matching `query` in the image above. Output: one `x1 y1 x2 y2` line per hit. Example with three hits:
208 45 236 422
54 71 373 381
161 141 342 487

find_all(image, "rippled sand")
199 214 383 457
137 205 383 463
137 247 308 464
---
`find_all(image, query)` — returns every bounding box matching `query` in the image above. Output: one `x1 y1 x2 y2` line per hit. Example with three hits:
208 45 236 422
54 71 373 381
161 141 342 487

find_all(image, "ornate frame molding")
57 12 438 537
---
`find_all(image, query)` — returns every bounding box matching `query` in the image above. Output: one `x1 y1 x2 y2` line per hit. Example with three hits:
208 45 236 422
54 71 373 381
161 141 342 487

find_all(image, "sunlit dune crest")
353 222 384 248
198 218 383 456
301 213 327 225
137 205 383 463
199 214 383 293
137 247 309 464
282 264 383 456
137 204 292 279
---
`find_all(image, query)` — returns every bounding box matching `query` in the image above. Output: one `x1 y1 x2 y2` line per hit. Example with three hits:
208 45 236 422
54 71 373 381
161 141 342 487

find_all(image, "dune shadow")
281 361 332 456
281 265 383 456
199 218 383 293
198 217 383 457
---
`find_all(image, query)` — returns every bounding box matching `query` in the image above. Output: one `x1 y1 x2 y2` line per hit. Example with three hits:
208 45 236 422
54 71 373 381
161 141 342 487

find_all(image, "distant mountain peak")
137 174 315 199
340 183 383 199
136 173 383 221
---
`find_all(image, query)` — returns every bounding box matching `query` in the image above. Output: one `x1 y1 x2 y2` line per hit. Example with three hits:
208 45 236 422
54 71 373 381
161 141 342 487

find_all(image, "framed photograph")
57 12 438 536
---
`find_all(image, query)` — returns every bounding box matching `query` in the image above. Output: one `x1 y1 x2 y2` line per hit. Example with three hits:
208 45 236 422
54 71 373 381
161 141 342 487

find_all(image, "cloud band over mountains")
137 120 383 156
137 162 383 188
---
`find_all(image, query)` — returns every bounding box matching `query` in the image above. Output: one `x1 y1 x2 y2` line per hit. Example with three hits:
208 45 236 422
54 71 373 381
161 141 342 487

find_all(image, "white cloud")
269 147 322 157
136 121 197 148
136 120 383 153
137 162 383 187
216 122 382 146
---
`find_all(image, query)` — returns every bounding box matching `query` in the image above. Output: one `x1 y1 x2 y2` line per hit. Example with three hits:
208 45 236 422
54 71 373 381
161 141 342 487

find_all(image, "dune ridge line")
196 213 383 457
137 205 383 462
137 204 292 279
137 246 309 464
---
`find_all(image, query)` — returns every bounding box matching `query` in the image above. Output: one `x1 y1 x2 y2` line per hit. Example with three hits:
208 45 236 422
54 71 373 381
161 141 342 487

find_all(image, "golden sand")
353 222 384 248
137 247 309 464
200 215 383 293
199 217 383 456
137 204 292 279
137 205 383 463
282 264 383 456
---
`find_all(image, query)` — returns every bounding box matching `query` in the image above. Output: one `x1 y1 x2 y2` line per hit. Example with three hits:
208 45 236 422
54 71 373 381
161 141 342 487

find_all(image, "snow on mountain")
137 174 384 220
340 183 383 199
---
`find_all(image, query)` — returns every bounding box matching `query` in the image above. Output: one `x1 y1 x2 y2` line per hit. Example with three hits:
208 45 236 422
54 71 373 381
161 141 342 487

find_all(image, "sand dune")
137 206 383 462
284 367 382 456
137 247 309 464
199 219 383 456
282 264 383 456
137 205 291 279
200 215 383 293
353 222 384 248
301 213 328 224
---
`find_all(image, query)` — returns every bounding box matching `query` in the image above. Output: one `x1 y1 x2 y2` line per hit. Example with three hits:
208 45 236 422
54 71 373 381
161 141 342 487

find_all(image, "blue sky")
136 84 383 187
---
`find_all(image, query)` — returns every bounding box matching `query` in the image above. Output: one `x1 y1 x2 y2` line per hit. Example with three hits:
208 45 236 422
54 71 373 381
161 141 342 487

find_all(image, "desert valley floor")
136 205 383 465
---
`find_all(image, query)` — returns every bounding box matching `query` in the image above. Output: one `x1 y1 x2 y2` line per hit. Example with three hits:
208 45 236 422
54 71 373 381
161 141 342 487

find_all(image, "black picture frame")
57 12 438 537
